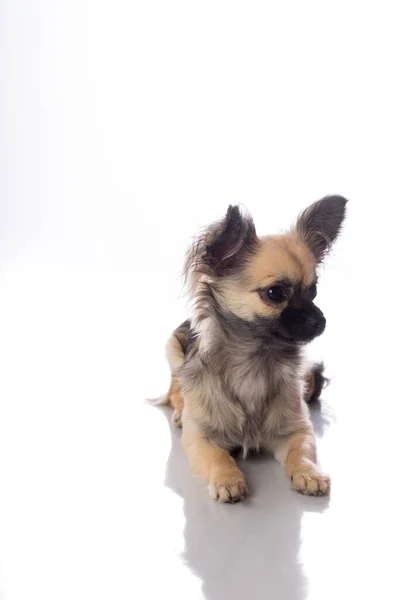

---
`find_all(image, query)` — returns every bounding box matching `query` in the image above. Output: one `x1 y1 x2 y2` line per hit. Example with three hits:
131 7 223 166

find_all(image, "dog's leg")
168 375 184 428
182 419 248 503
273 429 330 496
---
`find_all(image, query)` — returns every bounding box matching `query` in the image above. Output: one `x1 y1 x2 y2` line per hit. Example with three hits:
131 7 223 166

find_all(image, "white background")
1 2 399 599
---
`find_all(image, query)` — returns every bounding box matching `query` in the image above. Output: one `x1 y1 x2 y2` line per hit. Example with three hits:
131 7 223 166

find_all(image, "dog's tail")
304 362 329 404
165 330 186 373
147 372 182 407
147 326 188 406
147 392 170 406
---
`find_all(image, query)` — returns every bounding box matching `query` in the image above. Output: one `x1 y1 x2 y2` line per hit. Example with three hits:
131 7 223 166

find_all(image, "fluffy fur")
164 196 347 502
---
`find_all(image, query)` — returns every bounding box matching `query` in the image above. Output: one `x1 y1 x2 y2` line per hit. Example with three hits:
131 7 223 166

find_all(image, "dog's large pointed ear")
204 205 258 275
295 195 348 262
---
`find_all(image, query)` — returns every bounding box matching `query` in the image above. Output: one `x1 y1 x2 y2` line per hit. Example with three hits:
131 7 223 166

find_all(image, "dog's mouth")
271 330 318 346
271 330 300 345
272 331 311 346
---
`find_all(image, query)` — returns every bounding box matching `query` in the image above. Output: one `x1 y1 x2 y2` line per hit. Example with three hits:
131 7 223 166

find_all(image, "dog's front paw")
208 471 249 503
291 467 330 496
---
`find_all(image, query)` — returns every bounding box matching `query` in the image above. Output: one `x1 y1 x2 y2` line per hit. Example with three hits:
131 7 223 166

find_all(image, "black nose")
311 314 326 335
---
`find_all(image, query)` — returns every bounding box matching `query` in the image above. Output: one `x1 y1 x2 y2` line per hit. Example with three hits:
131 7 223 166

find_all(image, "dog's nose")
312 315 326 335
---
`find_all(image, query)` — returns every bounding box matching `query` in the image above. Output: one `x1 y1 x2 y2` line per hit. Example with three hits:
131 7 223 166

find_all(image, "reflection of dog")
162 406 326 600
163 196 347 502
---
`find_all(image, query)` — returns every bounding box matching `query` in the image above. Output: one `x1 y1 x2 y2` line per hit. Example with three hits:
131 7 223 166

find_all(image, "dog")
162 196 347 502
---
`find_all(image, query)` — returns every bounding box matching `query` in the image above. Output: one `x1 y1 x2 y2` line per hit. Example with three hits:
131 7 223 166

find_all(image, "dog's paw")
208 472 249 503
291 467 330 496
171 408 182 428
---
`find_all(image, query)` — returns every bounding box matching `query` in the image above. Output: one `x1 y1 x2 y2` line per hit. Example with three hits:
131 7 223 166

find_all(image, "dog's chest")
226 351 283 407
205 353 298 452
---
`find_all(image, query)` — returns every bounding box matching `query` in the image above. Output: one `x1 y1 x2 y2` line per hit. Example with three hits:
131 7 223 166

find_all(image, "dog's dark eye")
265 285 286 303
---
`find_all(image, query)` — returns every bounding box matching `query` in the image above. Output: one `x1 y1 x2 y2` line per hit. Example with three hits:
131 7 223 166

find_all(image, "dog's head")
185 196 347 346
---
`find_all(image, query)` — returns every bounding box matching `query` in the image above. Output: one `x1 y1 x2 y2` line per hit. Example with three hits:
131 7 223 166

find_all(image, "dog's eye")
264 285 286 303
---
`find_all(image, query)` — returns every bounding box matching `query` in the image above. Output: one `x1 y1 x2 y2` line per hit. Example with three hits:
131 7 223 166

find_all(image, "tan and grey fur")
164 196 347 502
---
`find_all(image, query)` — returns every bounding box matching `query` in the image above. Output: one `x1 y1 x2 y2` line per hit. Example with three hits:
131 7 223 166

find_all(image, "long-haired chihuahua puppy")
163 196 347 503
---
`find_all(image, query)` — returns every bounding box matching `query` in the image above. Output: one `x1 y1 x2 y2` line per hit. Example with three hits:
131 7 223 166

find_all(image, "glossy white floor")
1 3 400 599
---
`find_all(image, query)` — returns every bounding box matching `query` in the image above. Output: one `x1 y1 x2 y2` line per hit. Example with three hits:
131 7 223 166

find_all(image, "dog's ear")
205 205 258 275
295 195 348 262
